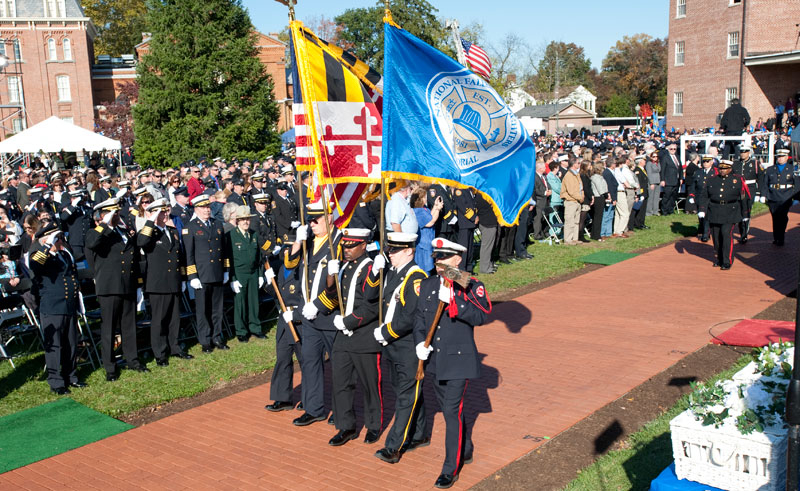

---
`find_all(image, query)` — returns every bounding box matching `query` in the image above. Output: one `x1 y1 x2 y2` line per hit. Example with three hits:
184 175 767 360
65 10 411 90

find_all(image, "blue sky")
242 0 668 70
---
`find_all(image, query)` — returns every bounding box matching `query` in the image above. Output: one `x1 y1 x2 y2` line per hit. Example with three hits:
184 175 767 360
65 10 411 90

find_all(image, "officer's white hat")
65 178 79 187
738 143 752 151
718 159 733 168
191 194 212 207
99 176 111 183
431 237 466 258
145 198 170 212
341 228 371 245
117 180 131 188
776 148 790 156
385 232 418 252
281 165 294 175
93 197 120 212
252 192 271 203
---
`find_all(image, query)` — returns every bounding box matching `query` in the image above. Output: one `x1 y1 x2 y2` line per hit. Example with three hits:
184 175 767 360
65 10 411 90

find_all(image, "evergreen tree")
133 0 281 167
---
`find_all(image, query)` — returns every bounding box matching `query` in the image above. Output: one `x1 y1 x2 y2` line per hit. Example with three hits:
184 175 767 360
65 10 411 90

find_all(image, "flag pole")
378 177 386 324
282 0 310 302
319 184 345 310
446 19 468 67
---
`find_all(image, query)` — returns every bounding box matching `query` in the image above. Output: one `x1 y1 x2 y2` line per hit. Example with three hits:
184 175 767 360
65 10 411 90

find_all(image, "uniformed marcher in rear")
732 143 759 243
758 148 798 246
414 237 491 489
698 160 749 270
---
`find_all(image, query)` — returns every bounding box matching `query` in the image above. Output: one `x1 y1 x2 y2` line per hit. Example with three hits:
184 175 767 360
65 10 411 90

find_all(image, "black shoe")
375 447 401 464
364 429 380 444
434 473 458 489
498 258 511 264
172 351 194 360
295 401 303 411
739 237 748 244
328 429 358 447
712 262 719 268
251 333 266 339
464 453 474 465
69 381 88 388
720 265 731 270
328 414 335 425
265 401 294 412
700 237 709 242
480 270 495 275
777 240 785 247
402 436 431 453
237 335 249 343
202 345 214 353
516 252 534 259
106 372 118 382
293 412 326 426
642 226 651 230
129 365 150 373
50 386 71 395
214 342 230 350
156 358 169 367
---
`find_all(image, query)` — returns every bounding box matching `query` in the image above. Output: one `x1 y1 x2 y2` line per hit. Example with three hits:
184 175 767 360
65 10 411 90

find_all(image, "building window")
728 32 739 58
675 41 685 66
45 0 66 17
730 0 741 4
47 38 56 60
676 0 686 17
62 38 71 60
60 116 73 125
726 87 738 108
0 0 15 17
0 39 6 58
12 39 20 61
674 92 683 116
56 75 70 101
11 117 24 133
7 76 20 103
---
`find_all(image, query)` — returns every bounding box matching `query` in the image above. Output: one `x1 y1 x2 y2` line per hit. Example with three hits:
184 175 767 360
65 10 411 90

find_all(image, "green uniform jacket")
226 227 262 281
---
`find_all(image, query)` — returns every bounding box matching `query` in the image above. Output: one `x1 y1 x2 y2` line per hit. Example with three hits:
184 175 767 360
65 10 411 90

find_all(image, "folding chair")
0 297 42 368
542 205 564 245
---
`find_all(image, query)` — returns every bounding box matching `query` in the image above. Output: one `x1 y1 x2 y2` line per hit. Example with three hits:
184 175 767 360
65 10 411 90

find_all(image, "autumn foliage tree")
95 81 138 148
600 34 667 115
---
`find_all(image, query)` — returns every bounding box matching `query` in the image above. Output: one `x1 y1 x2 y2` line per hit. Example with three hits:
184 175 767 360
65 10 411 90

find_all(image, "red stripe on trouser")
454 380 469 471
729 224 735 264
376 353 383 428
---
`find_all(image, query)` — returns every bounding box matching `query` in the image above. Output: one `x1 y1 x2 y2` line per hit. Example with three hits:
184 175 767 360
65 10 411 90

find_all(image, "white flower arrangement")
687 342 794 435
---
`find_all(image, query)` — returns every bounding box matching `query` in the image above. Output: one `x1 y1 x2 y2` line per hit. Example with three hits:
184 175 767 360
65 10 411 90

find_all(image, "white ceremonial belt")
745 180 756 185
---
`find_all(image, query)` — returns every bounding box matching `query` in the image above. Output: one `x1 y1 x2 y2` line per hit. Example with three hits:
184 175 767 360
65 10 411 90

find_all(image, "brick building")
667 0 800 131
0 0 97 137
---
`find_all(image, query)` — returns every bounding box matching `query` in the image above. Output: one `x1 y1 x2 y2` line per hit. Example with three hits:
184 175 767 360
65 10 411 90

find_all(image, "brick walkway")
2 211 798 490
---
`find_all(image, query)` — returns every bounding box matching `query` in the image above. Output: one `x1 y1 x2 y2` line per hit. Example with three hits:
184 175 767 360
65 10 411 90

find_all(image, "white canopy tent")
0 116 121 154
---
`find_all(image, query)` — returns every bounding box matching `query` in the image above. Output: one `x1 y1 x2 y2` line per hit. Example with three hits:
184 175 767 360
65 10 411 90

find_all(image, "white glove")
327 259 340 275
181 281 187 292
759 196 766 203
416 342 433 361
231 280 242 293
282 308 294 323
438 282 451 304
265 267 275 284
742 217 750 222
115 188 127 198
223 271 229 283
46 231 60 247
290 221 301 228
344 329 354 337
136 288 144 311
698 212 705 218
102 209 116 224
374 326 388 346
296 224 308 241
71 197 81 207
448 216 458 225
333 315 346 331
302 302 318 320
189 278 203 290
372 254 386 273
258 276 264 288
688 198 695 204
272 245 281 256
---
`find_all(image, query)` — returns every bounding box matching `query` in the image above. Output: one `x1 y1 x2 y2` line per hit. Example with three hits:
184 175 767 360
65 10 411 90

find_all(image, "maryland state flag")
382 23 536 226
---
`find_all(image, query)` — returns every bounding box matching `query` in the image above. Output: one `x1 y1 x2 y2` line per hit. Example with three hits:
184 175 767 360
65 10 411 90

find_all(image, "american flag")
461 39 492 80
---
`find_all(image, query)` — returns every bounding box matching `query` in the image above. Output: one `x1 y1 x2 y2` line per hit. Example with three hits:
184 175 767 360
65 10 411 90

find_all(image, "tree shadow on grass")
0 353 45 400
620 431 675 490
671 221 699 237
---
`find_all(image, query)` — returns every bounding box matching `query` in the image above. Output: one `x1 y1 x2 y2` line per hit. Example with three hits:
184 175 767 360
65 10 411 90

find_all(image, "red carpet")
711 319 796 347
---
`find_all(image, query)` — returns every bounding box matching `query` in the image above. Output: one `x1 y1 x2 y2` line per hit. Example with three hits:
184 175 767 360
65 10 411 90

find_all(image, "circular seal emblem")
427 69 528 175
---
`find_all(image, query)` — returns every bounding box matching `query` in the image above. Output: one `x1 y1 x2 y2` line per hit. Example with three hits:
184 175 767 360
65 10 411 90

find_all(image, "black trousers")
434 378 473 475
532 203 545 239
332 348 382 432
269 318 303 403
98 294 139 374
149 292 181 360
383 340 426 451
661 185 679 214
514 207 530 255
738 185 757 238
194 282 224 346
710 223 736 267
632 200 647 229
590 198 604 240
299 325 335 417
41 314 78 389
457 227 475 272
698 215 711 240
497 226 515 260
769 200 793 244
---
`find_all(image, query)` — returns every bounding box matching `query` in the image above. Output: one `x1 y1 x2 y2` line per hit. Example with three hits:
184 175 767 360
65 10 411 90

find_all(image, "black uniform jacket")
59 203 92 251
760 163 800 204
698 173 749 224
273 194 298 243
183 216 229 284
29 244 80 315
427 185 456 235
379 261 428 344
85 222 139 295
453 188 478 230
688 167 717 200
136 220 183 294
413 274 491 382
285 229 342 331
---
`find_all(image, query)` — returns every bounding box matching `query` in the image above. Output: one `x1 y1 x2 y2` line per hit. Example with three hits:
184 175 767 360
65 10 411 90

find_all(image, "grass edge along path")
563 353 753 491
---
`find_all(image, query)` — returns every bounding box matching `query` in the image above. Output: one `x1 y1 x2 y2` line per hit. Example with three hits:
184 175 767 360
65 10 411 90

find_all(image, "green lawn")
0 204 764 420
564 354 753 491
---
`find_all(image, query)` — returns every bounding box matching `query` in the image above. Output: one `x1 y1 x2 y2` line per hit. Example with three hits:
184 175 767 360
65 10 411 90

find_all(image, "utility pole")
554 50 560 134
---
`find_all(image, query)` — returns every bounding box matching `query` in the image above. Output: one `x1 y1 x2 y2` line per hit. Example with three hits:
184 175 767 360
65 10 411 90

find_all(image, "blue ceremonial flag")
382 23 536 226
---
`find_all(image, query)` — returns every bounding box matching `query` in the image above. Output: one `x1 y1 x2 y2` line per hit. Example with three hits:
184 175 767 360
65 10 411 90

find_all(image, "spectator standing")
532 161 551 240
386 181 419 235
601 158 617 238
659 142 683 215
720 98 751 159
412 189 440 274
578 162 593 243
475 192 498 274
645 150 662 216
589 162 608 241
560 159 584 244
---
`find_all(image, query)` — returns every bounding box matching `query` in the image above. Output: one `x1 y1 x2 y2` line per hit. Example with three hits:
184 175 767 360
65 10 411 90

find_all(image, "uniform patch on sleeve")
475 285 485 297
429 189 435 197
182 229 188 235
455 189 462 196
414 279 421 296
